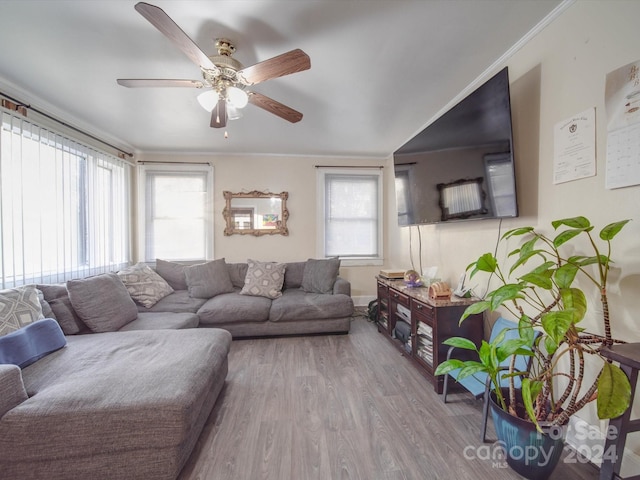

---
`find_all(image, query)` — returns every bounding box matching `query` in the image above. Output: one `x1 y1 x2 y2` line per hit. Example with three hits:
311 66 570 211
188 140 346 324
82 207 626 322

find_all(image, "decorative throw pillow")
36 289 55 319
117 262 174 308
240 259 286 299
155 259 188 291
185 258 235 299
301 258 341 294
0 285 45 337
67 273 139 333
0 318 66 368
37 284 87 335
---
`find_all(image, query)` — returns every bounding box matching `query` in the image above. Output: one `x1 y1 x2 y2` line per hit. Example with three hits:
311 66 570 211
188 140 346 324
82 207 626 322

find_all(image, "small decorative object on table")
403 269 423 287
428 281 451 300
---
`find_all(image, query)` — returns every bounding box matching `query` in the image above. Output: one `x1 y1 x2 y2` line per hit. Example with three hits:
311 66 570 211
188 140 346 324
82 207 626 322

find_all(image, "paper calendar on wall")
605 60 640 189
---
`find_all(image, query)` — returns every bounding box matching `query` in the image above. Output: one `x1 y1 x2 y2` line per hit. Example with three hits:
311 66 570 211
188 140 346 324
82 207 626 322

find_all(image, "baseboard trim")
353 295 376 308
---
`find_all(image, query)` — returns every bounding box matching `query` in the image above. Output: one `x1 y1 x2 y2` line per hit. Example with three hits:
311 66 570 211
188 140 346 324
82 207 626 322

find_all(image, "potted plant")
435 216 632 479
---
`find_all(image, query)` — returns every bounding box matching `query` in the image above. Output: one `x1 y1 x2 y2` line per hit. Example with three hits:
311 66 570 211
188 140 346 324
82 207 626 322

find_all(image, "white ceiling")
0 0 563 158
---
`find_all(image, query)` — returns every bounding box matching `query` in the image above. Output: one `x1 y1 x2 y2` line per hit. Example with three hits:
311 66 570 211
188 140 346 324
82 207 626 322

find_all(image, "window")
438 177 486 221
138 163 213 262
0 109 131 288
316 167 383 266
394 166 412 226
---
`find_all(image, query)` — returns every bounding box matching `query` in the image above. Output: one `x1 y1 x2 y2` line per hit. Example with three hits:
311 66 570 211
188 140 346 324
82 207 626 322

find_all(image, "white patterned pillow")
0 285 45 337
240 259 286 299
117 263 174 308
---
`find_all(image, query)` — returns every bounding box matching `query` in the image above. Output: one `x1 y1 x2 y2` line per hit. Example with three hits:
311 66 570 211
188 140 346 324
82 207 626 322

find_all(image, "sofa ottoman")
0 327 232 480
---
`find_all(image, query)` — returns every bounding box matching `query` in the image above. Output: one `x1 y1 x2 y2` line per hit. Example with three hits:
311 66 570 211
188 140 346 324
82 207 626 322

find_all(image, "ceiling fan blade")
238 49 310 86
210 98 227 128
134 2 219 72
117 79 204 88
248 92 303 123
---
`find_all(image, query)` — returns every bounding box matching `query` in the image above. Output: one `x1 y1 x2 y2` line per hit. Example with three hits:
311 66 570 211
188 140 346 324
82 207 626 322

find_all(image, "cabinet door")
388 287 410 336
433 306 483 393
412 299 434 368
434 307 482 367
376 281 390 334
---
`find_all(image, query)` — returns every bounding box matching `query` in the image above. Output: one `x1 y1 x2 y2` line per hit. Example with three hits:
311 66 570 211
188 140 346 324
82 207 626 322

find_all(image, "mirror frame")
223 190 289 236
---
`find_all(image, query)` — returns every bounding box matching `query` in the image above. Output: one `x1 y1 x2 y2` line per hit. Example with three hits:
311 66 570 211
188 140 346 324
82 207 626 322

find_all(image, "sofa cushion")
301 258 341 294
0 319 66 368
240 259 286 299
226 262 249 289
197 291 272 325
119 312 199 331
155 258 188 290
269 288 354 322
67 273 138 333
0 364 28 419
117 262 174 308
36 284 87 335
36 289 55 319
0 285 44 337
185 258 235 299
136 290 207 314
1 329 232 467
283 261 306 289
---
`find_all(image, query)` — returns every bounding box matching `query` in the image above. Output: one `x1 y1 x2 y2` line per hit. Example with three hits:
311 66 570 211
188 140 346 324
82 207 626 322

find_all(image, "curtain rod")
315 165 384 168
137 161 212 166
1 92 133 158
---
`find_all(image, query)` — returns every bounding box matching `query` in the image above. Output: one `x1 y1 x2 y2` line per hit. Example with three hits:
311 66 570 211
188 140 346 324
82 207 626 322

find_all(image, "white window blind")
0 109 131 288
316 167 383 265
138 164 213 262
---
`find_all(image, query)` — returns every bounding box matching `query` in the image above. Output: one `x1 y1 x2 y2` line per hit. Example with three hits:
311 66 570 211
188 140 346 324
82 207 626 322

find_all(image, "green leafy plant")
435 216 632 430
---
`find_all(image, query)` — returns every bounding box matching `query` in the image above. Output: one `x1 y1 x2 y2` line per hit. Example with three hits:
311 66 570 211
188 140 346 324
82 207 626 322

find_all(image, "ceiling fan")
117 2 311 129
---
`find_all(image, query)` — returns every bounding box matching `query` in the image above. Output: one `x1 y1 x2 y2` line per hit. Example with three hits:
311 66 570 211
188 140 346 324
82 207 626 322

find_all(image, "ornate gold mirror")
223 191 289 236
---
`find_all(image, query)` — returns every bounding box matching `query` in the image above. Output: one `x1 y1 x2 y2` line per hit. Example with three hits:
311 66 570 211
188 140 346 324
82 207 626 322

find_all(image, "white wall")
387 0 640 470
135 152 386 304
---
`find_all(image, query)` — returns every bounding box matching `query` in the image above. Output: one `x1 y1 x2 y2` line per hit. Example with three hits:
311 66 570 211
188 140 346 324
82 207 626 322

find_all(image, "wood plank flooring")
179 317 599 480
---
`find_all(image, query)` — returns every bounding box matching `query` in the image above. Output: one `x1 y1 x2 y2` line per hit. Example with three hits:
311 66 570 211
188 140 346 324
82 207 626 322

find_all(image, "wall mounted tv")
393 67 518 226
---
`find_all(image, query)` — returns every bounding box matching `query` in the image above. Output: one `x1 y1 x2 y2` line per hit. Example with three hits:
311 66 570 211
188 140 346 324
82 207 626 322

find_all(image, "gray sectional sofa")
143 258 354 337
0 257 353 480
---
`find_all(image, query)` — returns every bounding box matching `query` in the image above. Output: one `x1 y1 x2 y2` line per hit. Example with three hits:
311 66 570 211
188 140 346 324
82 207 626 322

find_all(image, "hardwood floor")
179 317 599 480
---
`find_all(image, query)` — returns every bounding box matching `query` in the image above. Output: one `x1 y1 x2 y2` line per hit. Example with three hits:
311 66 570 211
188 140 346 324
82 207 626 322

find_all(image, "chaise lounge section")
0 327 231 480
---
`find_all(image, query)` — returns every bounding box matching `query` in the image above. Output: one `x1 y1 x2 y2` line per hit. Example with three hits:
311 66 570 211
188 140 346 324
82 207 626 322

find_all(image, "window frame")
137 163 214 263
316 166 384 267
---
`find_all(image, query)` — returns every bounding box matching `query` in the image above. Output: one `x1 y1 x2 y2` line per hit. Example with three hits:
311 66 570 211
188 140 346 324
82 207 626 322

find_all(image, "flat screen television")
393 67 518 226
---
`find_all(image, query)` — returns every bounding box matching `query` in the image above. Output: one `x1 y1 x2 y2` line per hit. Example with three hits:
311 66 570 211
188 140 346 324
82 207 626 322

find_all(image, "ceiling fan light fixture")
226 86 248 109
227 104 243 120
197 90 219 112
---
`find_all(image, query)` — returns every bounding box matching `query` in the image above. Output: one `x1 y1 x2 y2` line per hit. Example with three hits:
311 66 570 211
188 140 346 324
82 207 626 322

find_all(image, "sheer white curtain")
0 109 131 288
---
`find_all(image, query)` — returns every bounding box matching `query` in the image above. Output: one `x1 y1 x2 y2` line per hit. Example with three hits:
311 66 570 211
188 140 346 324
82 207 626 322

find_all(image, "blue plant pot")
490 390 566 480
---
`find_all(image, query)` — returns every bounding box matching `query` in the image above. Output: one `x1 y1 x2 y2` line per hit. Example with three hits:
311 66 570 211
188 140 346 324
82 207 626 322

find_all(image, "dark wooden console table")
375 277 484 393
